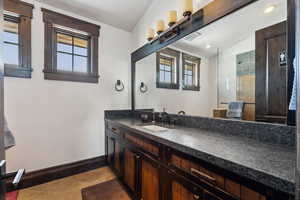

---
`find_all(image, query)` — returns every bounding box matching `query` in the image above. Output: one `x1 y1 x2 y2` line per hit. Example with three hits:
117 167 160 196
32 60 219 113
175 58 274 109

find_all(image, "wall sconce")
156 20 165 35
115 80 124 92
182 0 193 17
140 82 148 93
147 28 155 41
168 10 177 27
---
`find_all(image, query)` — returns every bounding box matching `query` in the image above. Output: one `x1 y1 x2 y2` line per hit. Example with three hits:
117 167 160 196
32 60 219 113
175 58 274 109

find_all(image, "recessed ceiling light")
264 5 276 14
206 44 211 49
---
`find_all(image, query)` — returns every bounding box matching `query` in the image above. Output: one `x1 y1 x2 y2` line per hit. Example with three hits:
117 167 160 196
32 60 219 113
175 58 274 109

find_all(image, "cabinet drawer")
125 133 159 157
169 152 266 200
170 154 225 189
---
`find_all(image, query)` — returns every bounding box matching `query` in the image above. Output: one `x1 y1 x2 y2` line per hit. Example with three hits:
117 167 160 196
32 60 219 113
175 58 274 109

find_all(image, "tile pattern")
18 167 115 200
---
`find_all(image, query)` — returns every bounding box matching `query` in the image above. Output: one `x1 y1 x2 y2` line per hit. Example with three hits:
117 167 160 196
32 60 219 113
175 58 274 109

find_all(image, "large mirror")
135 0 289 124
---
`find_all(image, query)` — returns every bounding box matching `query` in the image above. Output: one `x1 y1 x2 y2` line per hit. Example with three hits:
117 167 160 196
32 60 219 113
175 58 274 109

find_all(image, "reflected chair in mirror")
226 101 245 120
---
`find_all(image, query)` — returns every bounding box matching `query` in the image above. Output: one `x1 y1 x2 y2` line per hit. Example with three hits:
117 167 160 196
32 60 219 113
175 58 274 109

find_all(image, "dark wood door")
107 137 122 177
124 148 138 193
0 0 5 199
140 156 160 200
255 21 287 123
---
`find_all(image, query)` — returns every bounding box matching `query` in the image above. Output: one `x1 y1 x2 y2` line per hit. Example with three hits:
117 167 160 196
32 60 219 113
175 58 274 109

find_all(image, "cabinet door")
107 136 122 177
172 181 200 200
124 148 138 193
141 157 160 200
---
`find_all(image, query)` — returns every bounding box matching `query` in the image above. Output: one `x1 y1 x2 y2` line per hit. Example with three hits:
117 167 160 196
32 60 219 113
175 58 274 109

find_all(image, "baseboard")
6 155 107 192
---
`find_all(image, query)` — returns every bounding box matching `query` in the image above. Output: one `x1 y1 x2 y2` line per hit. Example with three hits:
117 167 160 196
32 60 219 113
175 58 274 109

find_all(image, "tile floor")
18 167 115 200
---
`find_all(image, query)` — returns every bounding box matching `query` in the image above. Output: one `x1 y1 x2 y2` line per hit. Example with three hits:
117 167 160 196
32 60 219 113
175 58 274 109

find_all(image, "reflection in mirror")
136 0 288 124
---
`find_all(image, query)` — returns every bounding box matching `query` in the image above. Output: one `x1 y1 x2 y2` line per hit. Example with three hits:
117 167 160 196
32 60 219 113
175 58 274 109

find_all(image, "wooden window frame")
4 0 33 78
42 8 100 84
182 53 201 91
156 48 180 89
54 28 91 74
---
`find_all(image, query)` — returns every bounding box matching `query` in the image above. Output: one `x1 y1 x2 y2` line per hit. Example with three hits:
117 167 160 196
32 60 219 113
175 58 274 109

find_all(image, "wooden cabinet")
140 157 160 200
105 121 291 200
106 135 122 177
124 148 139 193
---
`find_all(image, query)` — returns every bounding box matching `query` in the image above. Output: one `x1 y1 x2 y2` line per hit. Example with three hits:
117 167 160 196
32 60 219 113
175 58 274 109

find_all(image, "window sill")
44 70 99 83
156 82 179 89
182 85 200 91
4 64 33 78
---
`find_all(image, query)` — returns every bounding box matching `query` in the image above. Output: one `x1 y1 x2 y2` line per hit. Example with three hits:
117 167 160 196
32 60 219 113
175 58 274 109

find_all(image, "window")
3 0 33 78
156 48 180 89
42 9 100 83
182 53 201 91
4 16 19 66
55 30 90 73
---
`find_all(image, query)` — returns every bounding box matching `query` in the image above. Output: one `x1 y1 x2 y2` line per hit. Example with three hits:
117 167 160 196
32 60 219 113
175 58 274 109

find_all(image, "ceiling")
173 0 287 57
38 0 154 31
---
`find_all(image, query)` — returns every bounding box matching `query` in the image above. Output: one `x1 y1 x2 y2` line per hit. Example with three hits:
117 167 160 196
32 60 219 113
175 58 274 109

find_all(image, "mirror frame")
131 0 296 125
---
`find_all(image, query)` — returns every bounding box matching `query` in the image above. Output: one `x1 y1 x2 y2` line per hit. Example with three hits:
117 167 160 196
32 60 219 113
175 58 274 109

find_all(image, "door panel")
124 148 136 192
255 21 287 123
141 158 160 200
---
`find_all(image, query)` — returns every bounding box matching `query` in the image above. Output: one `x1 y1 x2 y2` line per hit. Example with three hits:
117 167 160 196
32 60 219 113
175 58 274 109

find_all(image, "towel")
4 118 15 149
227 101 245 119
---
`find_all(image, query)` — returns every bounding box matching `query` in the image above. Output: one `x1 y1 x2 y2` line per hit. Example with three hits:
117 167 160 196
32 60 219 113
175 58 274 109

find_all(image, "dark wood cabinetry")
105 121 292 200
140 157 160 200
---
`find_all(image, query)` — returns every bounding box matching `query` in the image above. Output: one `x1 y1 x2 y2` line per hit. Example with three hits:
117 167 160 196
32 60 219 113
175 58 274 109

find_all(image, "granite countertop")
106 118 296 195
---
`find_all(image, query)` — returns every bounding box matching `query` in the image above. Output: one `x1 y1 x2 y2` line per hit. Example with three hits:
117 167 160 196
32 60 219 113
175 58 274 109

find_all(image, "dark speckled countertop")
106 118 296 195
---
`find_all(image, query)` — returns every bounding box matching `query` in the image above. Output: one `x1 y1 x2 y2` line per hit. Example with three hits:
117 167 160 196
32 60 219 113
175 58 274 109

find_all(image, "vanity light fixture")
147 28 155 41
168 10 178 27
264 5 276 14
206 44 211 49
156 20 165 35
182 0 193 17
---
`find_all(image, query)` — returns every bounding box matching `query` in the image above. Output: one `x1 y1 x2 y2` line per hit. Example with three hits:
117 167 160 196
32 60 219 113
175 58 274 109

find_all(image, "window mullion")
72 36 74 72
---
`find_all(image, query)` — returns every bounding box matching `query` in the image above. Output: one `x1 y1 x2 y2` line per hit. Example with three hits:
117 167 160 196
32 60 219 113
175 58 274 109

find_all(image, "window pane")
4 31 18 44
4 43 19 65
160 71 164 82
188 76 192 85
74 56 88 73
57 33 72 53
164 65 171 72
165 72 171 83
74 37 88 56
57 52 72 71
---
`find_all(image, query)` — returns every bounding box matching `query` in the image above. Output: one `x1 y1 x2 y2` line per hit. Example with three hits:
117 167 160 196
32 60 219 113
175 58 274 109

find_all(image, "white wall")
218 34 255 104
5 0 132 172
135 48 217 117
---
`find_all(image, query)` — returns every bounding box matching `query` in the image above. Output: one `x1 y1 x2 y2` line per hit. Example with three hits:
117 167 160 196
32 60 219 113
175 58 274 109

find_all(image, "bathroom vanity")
105 0 297 199
105 112 295 200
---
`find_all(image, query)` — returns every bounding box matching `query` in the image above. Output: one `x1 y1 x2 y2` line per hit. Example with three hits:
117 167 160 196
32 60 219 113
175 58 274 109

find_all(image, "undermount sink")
141 125 169 132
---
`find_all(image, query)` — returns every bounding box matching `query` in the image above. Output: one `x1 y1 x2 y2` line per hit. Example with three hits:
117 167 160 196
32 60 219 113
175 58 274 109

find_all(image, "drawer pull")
193 195 200 199
191 168 216 184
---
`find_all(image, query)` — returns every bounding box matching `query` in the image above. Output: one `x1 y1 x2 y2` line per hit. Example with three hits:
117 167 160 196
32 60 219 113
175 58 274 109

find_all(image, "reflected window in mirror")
182 53 200 91
156 48 180 89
